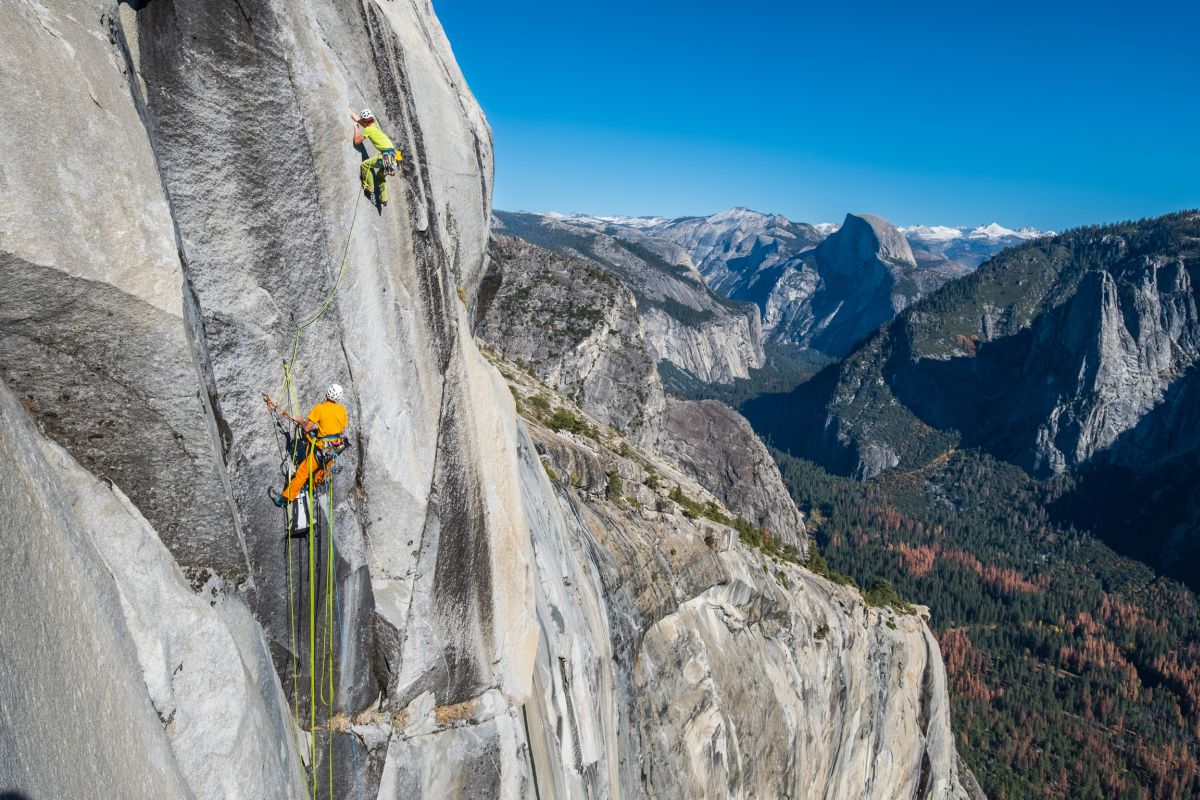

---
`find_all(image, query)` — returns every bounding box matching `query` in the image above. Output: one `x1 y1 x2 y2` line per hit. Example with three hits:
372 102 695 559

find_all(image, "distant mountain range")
537 208 1052 273
902 222 1051 270
501 207 1054 360
745 210 1200 586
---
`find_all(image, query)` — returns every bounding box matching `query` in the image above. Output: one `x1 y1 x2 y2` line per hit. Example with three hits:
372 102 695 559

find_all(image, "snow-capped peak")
968 223 1051 240
901 225 963 242
707 207 783 226
541 211 670 229
902 223 1051 243
813 222 841 235
969 222 1022 240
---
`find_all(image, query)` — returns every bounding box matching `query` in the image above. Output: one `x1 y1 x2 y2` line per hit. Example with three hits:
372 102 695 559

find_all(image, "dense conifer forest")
773 447 1200 800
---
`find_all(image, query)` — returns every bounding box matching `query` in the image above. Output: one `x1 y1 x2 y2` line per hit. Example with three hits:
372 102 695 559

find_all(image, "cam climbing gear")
380 149 398 176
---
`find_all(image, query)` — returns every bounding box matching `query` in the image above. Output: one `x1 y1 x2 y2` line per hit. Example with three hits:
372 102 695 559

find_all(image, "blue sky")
436 0 1199 230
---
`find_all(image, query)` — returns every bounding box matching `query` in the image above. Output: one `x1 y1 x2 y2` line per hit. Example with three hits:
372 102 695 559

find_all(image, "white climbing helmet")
326 383 345 402
359 107 375 122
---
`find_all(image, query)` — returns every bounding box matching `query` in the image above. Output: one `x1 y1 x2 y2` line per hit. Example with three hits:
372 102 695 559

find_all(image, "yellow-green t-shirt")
307 401 348 438
361 123 396 153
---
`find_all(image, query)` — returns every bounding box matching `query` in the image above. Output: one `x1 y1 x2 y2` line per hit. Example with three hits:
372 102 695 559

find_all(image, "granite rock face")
499 361 973 800
126 0 538 789
0 381 193 799
3 0 535 794
0 380 306 799
0 0 979 796
0 0 243 582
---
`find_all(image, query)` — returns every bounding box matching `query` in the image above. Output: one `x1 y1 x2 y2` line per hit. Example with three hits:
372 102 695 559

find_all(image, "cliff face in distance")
478 234 667 442
0 0 977 797
748 213 1200 476
493 211 766 384
747 212 1200 584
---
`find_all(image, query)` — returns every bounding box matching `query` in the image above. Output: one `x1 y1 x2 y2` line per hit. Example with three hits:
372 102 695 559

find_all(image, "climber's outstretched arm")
264 395 316 433
350 109 366 145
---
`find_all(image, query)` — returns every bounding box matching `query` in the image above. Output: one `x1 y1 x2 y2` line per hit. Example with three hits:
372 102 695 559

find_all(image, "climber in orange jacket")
265 384 349 506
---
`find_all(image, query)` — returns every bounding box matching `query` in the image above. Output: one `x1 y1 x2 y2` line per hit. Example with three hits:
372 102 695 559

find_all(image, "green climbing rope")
307 468 317 796
327 476 336 800
268 189 363 798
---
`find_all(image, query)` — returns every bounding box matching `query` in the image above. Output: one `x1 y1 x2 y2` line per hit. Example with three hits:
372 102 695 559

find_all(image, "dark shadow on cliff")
741 357 860 476
883 324 1047 471
883 271 1114 478
1047 364 1200 590
808 267 899 359
725 240 787 310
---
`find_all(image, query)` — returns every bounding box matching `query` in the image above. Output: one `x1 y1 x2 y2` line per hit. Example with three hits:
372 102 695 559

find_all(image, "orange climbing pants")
282 452 327 502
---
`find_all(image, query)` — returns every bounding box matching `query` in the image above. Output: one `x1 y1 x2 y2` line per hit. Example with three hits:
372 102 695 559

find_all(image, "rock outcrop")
477 234 666 441
0 0 978 796
477 233 806 550
494 211 765 383
654 398 807 550
495 356 971 800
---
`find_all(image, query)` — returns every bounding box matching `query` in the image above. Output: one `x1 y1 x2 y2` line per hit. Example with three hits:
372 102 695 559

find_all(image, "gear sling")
275 407 349 506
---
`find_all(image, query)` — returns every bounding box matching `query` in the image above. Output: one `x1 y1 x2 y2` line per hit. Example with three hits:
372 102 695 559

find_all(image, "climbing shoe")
268 487 285 508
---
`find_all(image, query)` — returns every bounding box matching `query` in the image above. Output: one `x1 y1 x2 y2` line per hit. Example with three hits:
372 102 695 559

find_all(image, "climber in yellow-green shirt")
351 108 402 206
